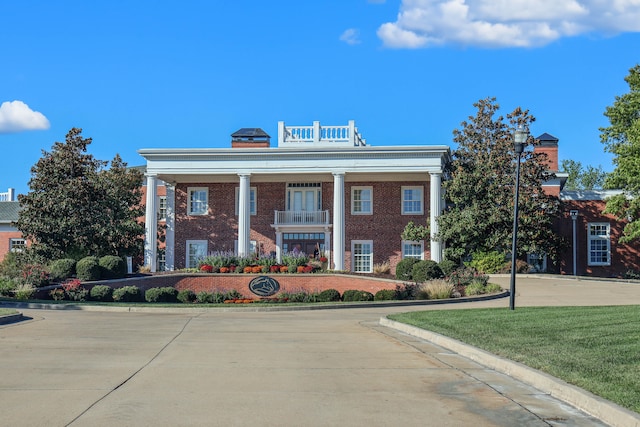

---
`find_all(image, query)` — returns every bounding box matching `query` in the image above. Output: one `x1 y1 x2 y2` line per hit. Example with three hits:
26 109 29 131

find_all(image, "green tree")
600 64 640 242
560 159 607 190
16 128 145 259
437 98 563 264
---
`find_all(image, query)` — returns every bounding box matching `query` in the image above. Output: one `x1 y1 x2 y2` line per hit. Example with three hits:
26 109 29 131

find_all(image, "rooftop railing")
277 120 366 147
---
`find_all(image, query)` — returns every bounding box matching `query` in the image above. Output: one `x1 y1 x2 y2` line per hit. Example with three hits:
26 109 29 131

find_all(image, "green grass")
389 306 640 413
0 308 17 316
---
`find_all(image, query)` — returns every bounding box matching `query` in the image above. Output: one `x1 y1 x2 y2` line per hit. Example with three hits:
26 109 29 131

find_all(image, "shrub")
145 287 178 303
419 279 454 300
485 283 503 294
223 289 243 301
0 277 17 297
497 259 531 274
20 263 50 287
14 284 35 300
342 290 374 302
447 267 488 287
99 256 127 279
76 256 101 281
49 288 65 300
374 289 397 301
279 290 317 303
177 289 197 303
90 285 113 302
63 279 88 301
317 288 341 302
438 259 458 276
49 258 77 282
395 282 419 300
467 251 507 274
623 269 640 280
395 258 419 281
196 291 214 304
465 282 486 296
112 285 142 302
412 260 443 283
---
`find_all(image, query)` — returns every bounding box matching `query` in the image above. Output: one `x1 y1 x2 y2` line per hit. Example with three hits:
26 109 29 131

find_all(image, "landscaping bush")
196 291 214 304
374 289 397 301
417 279 454 300
438 259 458 276
485 283 503 294
145 287 178 303
21 263 50 287
99 255 127 279
373 261 391 275
63 279 88 301
76 256 101 281
411 260 443 283
223 289 243 301
14 284 35 300
342 290 374 302
465 282 486 296
112 285 142 302
279 290 317 303
467 250 507 274
49 258 77 282
90 285 113 302
497 259 531 274
395 258 419 281
395 282 419 300
177 289 197 303
0 277 17 297
447 267 488 286
317 288 341 302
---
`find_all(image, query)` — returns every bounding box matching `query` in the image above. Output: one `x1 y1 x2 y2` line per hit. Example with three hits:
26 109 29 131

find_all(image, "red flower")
319 257 328 262
200 264 213 273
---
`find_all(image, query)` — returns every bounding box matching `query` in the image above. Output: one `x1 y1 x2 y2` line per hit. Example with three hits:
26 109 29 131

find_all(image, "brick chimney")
231 128 270 148
534 132 559 171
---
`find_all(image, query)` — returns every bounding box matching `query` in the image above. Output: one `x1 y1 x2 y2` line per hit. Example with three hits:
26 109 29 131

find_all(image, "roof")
0 201 20 223
560 189 624 201
536 132 559 146
231 128 270 140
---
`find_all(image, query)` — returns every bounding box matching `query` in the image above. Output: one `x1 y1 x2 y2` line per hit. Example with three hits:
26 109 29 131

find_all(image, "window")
286 183 321 211
352 240 373 273
402 240 424 260
402 186 423 215
187 187 208 215
158 196 167 221
588 223 611 266
157 249 166 272
9 238 26 253
186 240 207 269
351 186 372 215
234 240 258 256
235 187 257 215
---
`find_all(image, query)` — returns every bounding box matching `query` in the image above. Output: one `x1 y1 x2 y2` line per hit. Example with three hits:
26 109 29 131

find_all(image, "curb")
380 317 640 427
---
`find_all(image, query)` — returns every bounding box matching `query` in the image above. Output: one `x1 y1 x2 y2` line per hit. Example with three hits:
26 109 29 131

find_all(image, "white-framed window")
157 249 166 272
234 240 258 256
588 223 611 266
352 240 373 273
351 186 372 215
158 196 167 221
187 187 208 216
186 240 208 269
286 183 321 211
402 186 424 215
9 238 26 253
235 187 257 215
402 240 424 260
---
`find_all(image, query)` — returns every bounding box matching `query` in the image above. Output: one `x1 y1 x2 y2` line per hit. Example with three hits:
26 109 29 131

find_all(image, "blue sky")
2 0 639 196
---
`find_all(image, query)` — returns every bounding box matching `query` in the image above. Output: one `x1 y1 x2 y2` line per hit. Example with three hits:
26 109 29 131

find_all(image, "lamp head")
514 124 529 154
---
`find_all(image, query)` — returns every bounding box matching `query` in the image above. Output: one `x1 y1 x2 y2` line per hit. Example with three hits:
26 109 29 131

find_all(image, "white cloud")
377 0 640 48
340 28 362 45
0 100 50 133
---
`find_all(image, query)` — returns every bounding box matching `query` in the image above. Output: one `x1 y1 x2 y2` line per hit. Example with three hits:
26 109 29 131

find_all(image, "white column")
332 172 345 270
144 175 158 272
275 230 282 263
430 172 443 263
165 184 175 271
238 173 251 257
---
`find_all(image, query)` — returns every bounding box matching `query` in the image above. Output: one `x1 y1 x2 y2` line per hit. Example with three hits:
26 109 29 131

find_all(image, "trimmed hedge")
316 288 341 302
112 285 142 302
99 255 127 279
90 285 113 302
412 260 444 283
145 287 178 303
342 290 374 302
177 289 197 303
49 258 76 282
374 289 397 301
395 258 419 281
76 256 101 281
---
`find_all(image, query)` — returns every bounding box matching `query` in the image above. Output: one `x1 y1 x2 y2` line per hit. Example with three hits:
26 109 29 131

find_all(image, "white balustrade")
274 210 329 225
0 188 16 201
277 120 365 147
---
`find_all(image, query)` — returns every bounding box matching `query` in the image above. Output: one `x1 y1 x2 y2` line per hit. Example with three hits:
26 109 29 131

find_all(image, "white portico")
139 121 450 272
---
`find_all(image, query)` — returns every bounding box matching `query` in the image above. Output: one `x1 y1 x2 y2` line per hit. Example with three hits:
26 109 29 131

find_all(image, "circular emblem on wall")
248 276 281 297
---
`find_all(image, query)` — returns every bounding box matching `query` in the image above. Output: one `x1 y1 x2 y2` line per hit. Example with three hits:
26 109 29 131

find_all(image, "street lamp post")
570 210 579 276
509 124 529 310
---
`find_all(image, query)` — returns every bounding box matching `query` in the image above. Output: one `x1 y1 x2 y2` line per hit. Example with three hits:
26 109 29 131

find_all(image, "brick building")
138 121 451 273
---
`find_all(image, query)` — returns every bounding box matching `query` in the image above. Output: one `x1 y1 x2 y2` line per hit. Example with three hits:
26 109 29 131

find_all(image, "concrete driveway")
1 276 638 427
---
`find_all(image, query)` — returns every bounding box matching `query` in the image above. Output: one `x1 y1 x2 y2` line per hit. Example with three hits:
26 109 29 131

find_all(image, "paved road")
1 275 638 427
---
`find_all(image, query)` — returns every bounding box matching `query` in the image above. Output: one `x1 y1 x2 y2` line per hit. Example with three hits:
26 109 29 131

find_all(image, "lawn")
389 306 640 413
0 308 18 316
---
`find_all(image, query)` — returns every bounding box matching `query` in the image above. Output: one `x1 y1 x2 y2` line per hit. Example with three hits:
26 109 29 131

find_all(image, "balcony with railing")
277 120 366 147
0 188 16 202
274 210 330 226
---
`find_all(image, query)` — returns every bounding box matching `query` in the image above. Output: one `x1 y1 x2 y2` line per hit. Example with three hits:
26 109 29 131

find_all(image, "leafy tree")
600 65 640 242
437 98 563 264
16 128 145 259
560 159 608 190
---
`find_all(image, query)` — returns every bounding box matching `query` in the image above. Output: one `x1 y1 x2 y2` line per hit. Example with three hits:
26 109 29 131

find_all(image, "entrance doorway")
283 232 325 259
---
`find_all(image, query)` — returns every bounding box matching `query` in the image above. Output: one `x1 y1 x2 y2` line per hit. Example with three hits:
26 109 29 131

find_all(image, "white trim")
235 186 257 215
158 196 167 221
187 187 208 216
186 240 208 269
351 240 373 273
402 186 424 215
587 222 611 266
351 186 373 215
9 238 26 253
